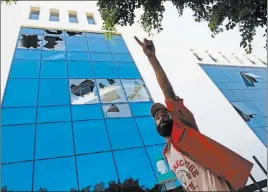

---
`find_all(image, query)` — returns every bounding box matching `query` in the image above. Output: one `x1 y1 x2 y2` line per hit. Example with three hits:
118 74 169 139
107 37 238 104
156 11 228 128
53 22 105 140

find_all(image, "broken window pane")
121 79 152 102
45 29 63 36
43 35 65 51
66 31 85 37
69 79 99 105
97 79 126 103
17 35 43 49
102 104 132 118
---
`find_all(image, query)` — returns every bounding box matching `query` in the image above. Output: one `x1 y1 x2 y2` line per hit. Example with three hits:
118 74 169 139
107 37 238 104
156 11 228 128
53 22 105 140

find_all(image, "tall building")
1 1 267 192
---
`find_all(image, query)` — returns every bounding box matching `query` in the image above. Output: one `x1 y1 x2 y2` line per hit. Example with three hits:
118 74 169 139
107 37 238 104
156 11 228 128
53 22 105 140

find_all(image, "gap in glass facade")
200 64 267 146
1 27 182 191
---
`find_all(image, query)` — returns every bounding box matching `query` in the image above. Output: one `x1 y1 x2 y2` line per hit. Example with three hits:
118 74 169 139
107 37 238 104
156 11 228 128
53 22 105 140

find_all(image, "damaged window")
17 34 43 49
45 29 63 36
240 72 260 87
121 79 152 102
66 31 84 37
69 79 99 105
102 104 132 118
97 79 126 103
43 35 65 51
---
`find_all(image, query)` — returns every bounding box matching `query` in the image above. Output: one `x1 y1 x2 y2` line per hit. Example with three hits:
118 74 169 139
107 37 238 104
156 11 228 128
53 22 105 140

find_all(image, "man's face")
154 109 173 137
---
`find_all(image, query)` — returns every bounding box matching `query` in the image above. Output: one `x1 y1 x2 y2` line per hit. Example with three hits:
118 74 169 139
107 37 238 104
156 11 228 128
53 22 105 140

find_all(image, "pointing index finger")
134 36 143 46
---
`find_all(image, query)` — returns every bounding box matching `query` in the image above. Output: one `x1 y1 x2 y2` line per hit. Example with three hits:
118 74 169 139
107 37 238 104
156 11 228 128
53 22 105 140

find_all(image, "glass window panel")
44 29 64 36
252 128 267 146
251 101 266 116
106 118 143 150
77 152 118 191
20 27 44 35
35 122 74 159
231 101 259 116
230 90 247 101
224 83 247 90
121 79 152 102
17 34 42 49
214 83 228 90
66 37 88 51
92 61 119 78
87 38 110 52
43 35 65 51
42 50 66 60
14 49 41 60
50 12 59 21
130 102 153 116
114 148 158 190
2 162 33 191
247 118 261 128
202 66 230 83
85 33 105 38
68 61 94 78
87 15 95 24
259 89 267 97
135 116 165 146
2 79 38 107
220 90 237 102
37 105 71 123
69 79 99 104
66 31 85 37
97 79 126 103
2 124 35 163
73 120 111 154
34 157 77 191
243 90 264 101
102 103 132 118
40 60 67 78
115 62 141 78
1 107 36 125
112 53 133 62
254 82 267 89
108 39 129 54
69 13 78 23
71 104 103 121
9 60 40 78
90 53 113 62
67 52 90 61
38 79 70 106
255 117 267 127
29 10 39 20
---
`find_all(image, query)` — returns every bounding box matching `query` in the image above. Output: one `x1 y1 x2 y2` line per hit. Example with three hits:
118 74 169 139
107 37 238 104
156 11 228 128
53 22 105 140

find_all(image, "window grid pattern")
1 28 175 192
201 64 267 146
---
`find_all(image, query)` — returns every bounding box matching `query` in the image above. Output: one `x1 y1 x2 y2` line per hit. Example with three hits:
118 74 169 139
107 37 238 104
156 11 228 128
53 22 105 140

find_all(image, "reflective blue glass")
231 101 260 116
224 83 247 90
251 101 266 116
42 51 66 60
73 120 111 154
90 53 113 61
85 33 105 38
67 52 90 61
221 90 236 102
2 162 33 191
71 104 103 121
50 12 59 21
20 27 44 35
112 53 133 62
35 122 74 159
40 60 67 78
255 117 267 127
2 124 35 163
9 60 40 78
115 62 141 78
37 105 71 123
87 38 110 52
66 37 88 51
201 66 230 83
252 128 267 146
114 148 158 190
29 11 39 20
2 79 38 107
38 79 70 106
77 152 118 190
108 40 129 54
214 83 228 90
68 61 94 78
1 107 36 125
243 90 264 101
222 70 243 82
106 118 143 150
135 116 165 146
259 89 267 97
247 118 261 128
92 61 119 78
103 103 132 118
14 49 41 60
130 102 153 116
34 157 77 191
230 90 247 101
254 82 266 89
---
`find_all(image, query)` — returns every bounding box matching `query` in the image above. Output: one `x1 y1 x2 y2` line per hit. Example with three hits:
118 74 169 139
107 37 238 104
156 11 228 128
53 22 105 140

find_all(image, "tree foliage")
98 0 267 53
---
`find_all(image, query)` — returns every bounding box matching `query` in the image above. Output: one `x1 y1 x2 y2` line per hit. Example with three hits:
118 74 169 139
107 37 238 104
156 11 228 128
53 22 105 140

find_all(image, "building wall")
1 1 267 190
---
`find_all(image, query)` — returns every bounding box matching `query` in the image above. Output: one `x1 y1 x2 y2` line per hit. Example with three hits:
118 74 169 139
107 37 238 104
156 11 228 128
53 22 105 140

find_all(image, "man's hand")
134 36 155 58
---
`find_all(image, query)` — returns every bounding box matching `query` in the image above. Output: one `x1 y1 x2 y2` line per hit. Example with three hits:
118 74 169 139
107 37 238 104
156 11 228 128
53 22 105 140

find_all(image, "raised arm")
134 36 177 101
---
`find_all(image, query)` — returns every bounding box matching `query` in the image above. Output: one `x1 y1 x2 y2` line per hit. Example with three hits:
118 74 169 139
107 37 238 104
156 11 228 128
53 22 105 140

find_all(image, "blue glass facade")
201 64 267 146
1 27 179 191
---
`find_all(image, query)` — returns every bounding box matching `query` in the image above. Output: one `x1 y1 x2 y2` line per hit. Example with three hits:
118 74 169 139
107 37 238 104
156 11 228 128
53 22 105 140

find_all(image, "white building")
1 1 267 191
